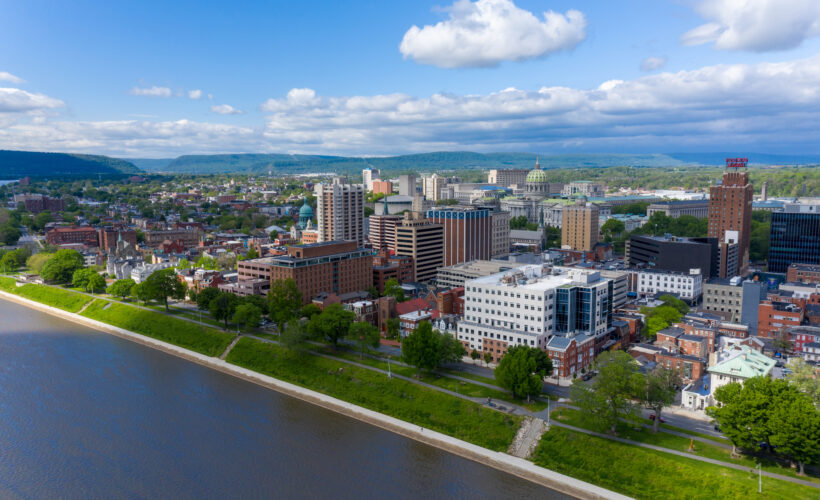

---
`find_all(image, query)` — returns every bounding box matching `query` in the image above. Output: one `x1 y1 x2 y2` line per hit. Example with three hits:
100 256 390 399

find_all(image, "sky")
2 0 820 158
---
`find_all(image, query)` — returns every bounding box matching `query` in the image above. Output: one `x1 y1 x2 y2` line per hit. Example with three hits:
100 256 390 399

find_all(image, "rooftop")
468 264 602 292
708 345 776 379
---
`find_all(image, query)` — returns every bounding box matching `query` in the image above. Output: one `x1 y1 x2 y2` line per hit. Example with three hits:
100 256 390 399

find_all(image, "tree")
787 358 820 409
401 321 439 377
470 349 480 364
279 319 309 351
349 321 380 358
131 282 151 305
299 303 322 320
386 317 400 340
639 303 684 338
196 287 221 311
240 294 269 315
40 249 84 283
494 345 552 402
195 255 218 270
307 303 355 348
26 252 53 274
570 351 644 434
177 258 191 269
209 292 239 329
600 218 625 242
72 268 96 291
367 285 380 299
233 303 262 332
144 268 186 311
0 252 19 272
509 215 529 230
245 246 259 259
382 278 406 302
769 392 820 475
641 366 681 433
484 351 492 366
659 294 689 315
268 278 302 331
107 278 135 299
439 331 466 365
87 272 106 293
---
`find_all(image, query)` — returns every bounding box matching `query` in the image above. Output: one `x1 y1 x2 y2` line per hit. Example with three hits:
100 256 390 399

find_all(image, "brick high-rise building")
395 212 443 283
426 206 492 266
268 241 372 305
561 201 599 251
315 178 365 245
368 199 401 253
98 227 138 251
708 158 753 277
45 226 99 246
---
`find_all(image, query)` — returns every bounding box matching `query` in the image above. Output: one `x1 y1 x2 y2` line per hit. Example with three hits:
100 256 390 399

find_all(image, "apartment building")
394 212 443 283
561 201 599 251
634 269 703 303
314 178 365 245
488 169 528 187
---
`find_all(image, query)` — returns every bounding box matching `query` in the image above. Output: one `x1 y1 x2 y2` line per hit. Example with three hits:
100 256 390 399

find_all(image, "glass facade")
769 211 820 273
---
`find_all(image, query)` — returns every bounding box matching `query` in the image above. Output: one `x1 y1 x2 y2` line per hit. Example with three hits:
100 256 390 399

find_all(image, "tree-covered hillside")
0 150 141 178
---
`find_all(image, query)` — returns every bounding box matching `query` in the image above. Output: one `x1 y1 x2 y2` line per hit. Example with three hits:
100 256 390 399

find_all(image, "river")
0 299 566 499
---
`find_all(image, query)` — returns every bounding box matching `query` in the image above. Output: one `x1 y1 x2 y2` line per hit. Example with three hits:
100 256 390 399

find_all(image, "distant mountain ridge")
127 151 820 175
0 150 141 178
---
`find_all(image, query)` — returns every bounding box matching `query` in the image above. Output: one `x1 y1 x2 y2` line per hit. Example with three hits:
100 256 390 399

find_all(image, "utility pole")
757 463 762 493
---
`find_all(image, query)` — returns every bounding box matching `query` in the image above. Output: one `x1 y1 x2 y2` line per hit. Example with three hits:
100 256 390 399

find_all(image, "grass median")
533 426 818 500
227 337 521 452
0 278 92 313
81 300 235 357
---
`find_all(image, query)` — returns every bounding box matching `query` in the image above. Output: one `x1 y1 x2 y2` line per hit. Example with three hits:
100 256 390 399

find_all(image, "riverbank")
0 290 627 500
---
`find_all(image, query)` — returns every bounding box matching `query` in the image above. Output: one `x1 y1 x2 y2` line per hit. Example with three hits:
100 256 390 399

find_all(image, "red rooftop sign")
725 158 748 168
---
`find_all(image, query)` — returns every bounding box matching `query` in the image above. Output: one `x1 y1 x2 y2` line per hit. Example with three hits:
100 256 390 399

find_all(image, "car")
649 414 665 423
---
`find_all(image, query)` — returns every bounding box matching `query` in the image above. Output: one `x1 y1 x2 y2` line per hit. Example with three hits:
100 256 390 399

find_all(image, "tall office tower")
561 201 599 251
426 206 492 266
368 198 402 253
768 203 820 273
398 174 417 196
761 181 768 201
362 167 379 191
491 211 511 258
708 158 753 277
394 212 443 283
423 173 447 201
488 169 528 187
314 178 365 245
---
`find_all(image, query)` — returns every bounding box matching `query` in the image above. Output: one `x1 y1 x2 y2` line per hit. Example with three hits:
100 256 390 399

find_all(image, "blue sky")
2 0 820 157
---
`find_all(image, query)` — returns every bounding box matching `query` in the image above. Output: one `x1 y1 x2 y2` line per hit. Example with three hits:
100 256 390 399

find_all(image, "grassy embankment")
227 337 521 452
80 300 234 357
0 277 92 312
552 407 820 483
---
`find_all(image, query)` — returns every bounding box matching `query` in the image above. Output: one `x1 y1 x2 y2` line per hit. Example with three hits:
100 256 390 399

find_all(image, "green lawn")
552 407 820 484
81 300 235 356
532 426 819 500
0 278 92 312
227 337 521 452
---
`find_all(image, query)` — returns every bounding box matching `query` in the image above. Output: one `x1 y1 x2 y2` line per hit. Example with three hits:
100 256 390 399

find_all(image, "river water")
0 299 566 499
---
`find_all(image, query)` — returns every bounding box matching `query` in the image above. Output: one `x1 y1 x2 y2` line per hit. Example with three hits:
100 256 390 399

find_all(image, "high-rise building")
368 199 401 253
488 169 528 187
491 211 511 258
626 235 719 277
426 206 492 266
268 241 373 305
362 167 379 191
314 178 365 245
422 174 447 201
708 158 753 277
561 201 599 251
398 174 417 196
768 203 820 273
394 212 443 283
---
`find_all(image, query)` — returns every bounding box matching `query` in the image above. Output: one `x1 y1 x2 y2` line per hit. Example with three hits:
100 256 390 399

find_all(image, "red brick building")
787 263 820 284
436 287 464 315
545 334 596 378
707 160 753 277
98 227 138 251
46 226 99 246
426 207 492 267
371 180 393 195
372 251 414 292
757 300 804 338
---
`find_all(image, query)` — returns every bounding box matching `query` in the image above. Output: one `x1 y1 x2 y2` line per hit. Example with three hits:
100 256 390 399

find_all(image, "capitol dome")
525 157 549 195
526 168 549 184
298 199 314 227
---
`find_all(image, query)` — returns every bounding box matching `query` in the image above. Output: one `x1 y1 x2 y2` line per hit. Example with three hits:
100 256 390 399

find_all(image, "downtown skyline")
2 0 820 157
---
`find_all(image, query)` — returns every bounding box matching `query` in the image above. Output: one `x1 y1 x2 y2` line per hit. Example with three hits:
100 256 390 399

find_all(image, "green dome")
526 169 549 183
299 200 313 218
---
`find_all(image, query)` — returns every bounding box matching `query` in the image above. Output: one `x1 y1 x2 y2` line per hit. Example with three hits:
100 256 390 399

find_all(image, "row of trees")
0 247 31 272
401 321 465 377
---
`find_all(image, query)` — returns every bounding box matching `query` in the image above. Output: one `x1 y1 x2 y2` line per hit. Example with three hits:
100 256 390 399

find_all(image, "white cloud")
129 85 172 97
210 104 244 115
0 72 25 84
188 89 203 100
399 0 587 68
0 88 63 113
640 56 667 72
682 0 820 51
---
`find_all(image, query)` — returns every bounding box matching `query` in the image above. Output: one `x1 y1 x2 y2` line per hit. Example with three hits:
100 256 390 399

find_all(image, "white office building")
635 269 703 302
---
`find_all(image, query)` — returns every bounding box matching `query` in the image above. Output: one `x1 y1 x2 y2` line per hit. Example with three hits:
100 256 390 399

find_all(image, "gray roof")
679 334 706 343
546 336 572 350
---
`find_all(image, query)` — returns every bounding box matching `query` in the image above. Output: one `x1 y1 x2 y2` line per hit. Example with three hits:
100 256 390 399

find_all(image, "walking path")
219 334 243 360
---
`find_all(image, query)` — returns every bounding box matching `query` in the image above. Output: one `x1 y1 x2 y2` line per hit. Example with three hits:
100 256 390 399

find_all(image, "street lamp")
757 463 762 493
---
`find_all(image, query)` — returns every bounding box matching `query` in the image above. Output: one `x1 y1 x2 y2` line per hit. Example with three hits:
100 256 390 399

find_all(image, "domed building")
525 158 549 195
298 198 314 228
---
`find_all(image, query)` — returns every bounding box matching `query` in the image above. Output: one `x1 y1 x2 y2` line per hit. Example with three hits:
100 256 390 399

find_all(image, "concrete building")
436 260 515 289
647 200 710 219
635 269 703 303
315 178 365 245
268 241 373 305
368 199 401 253
426 206 492 267
362 167 379 191
708 161 753 276
394 212 443 283
599 269 629 310
422 174 447 201
561 201 599 251
768 203 820 273
131 262 175 283
542 202 566 228
510 229 544 251
626 235 719 278
491 211 511 258
488 169 528 187
457 266 612 367
708 345 775 394
562 181 604 198
398 174 417 196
